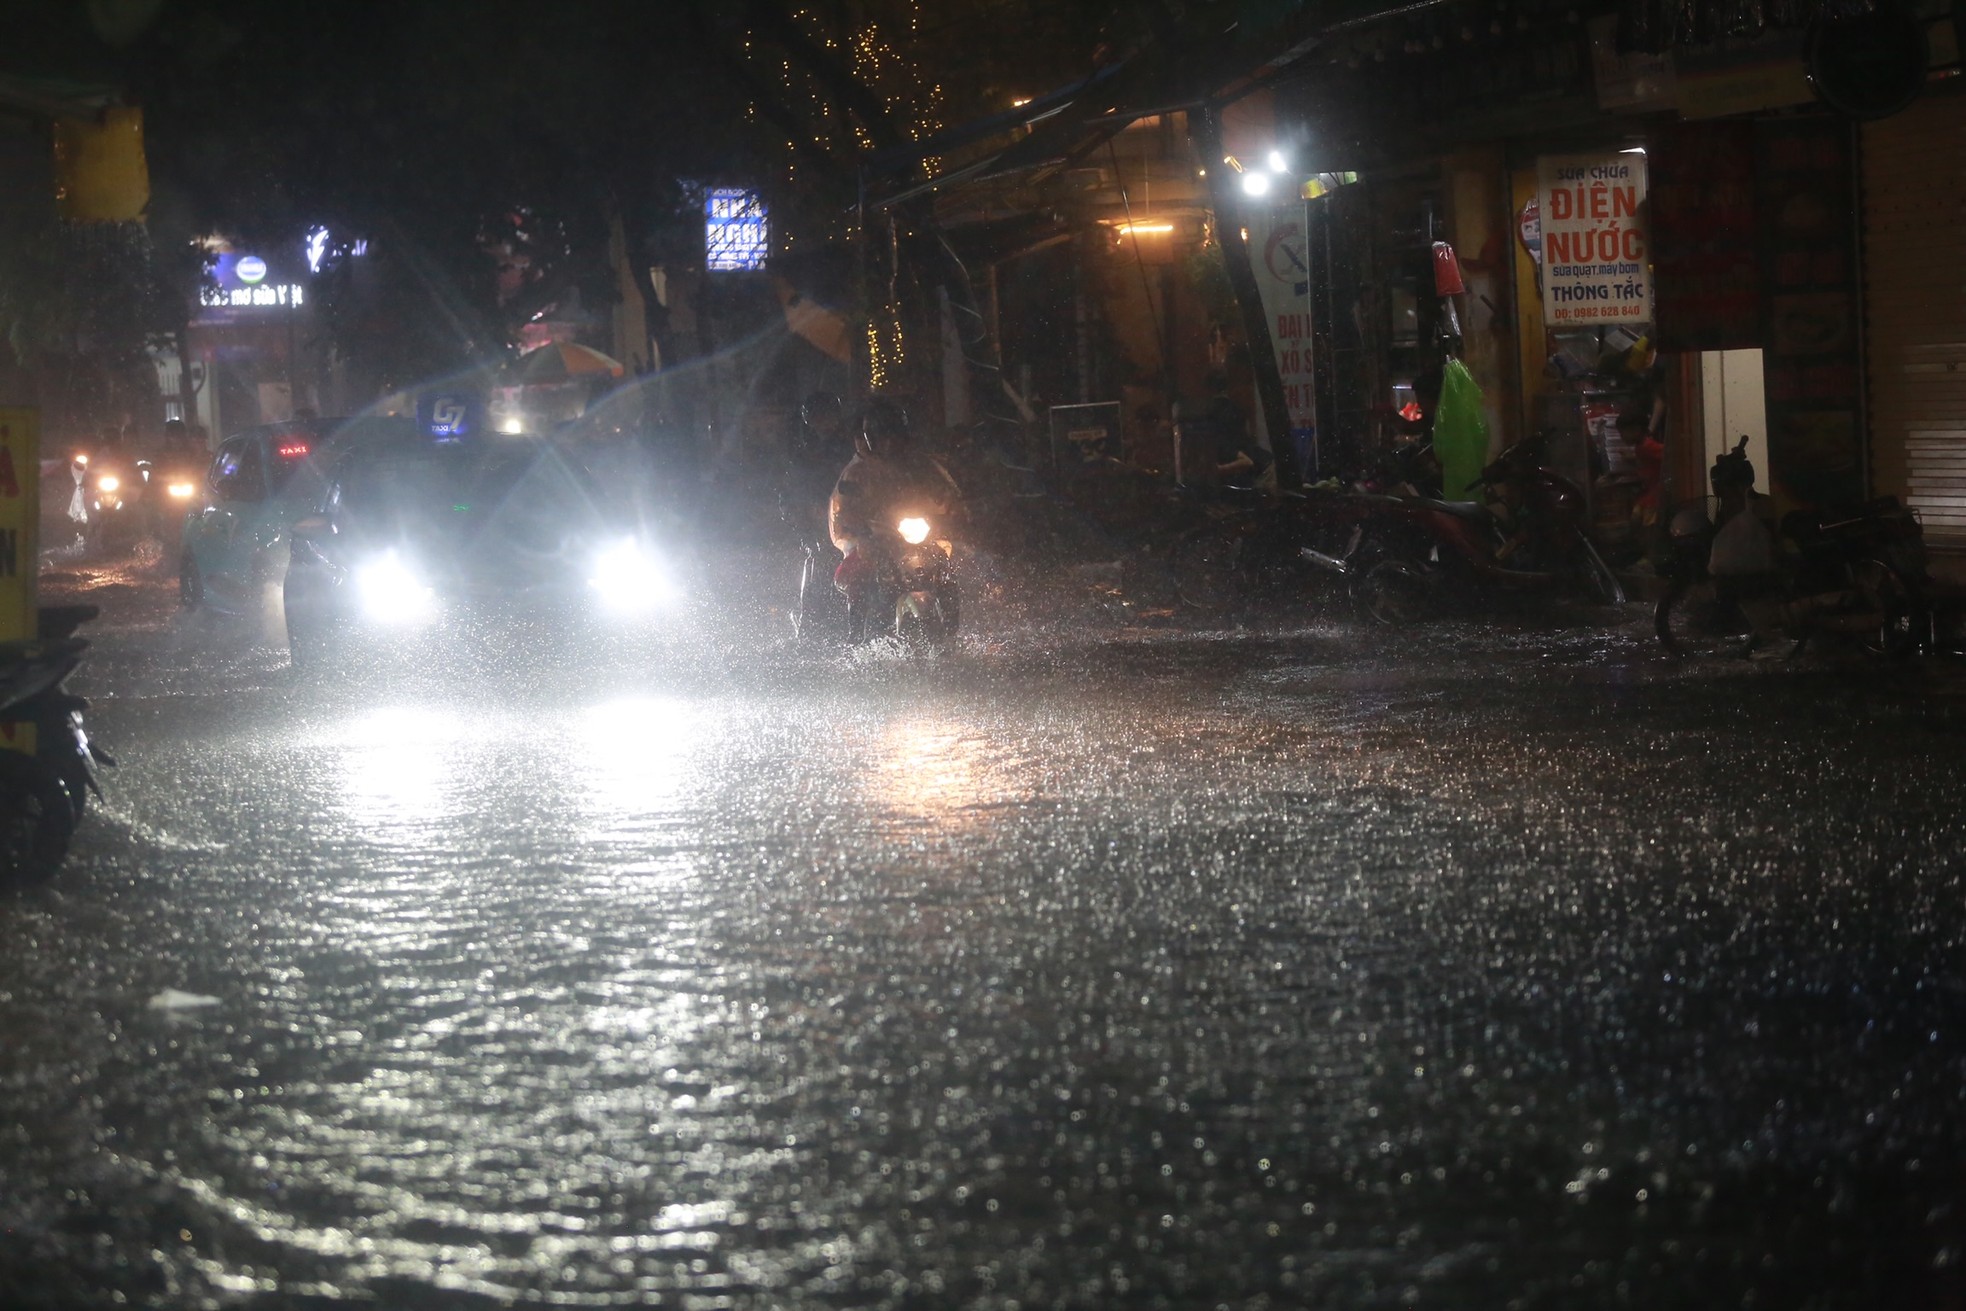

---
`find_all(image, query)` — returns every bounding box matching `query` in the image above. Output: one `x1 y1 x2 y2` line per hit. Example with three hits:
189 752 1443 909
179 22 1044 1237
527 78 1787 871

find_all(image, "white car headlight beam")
355 551 437 624
588 539 675 614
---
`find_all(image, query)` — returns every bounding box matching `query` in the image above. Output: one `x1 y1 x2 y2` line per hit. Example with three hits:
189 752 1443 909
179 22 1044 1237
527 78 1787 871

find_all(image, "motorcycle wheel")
179 552 203 609
1579 539 1627 605
1170 528 1243 613
897 609 941 656
1353 558 1433 626
1655 578 1753 657
0 751 75 882
52 749 91 824
1849 558 1923 659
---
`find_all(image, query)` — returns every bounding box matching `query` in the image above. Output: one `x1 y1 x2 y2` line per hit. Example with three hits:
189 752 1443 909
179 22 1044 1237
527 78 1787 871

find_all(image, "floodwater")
3 543 1964 1309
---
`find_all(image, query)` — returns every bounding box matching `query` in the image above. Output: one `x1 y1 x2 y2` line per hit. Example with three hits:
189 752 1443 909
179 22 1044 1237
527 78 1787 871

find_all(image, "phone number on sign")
1551 305 1647 322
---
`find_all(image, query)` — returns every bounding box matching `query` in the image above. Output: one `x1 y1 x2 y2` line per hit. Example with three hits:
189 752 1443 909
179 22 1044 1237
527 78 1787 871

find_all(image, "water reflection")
869 718 998 823
575 695 701 839
333 705 472 841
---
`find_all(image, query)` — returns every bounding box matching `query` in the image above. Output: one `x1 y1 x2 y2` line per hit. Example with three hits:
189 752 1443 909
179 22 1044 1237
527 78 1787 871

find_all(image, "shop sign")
1587 14 1676 111
1535 152 1651 327
0 409 37 645
199 283 305 309
705 188 768 272
1517 197 1541 265
1246 205 1318 455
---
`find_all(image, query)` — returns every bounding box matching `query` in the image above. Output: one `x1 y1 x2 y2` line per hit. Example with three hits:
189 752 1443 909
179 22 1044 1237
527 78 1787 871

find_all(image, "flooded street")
4 550 1965 1309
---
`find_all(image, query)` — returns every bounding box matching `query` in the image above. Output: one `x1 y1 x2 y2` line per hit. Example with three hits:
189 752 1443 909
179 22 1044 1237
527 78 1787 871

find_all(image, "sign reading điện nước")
1536 152 1651 328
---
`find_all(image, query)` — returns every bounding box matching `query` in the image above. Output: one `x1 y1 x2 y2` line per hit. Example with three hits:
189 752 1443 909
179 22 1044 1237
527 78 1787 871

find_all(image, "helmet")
860 396 911 455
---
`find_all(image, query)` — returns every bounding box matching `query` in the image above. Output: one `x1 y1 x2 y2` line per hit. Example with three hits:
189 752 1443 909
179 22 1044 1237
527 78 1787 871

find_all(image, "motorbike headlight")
73 453 88 467
96 474 119 493
589 538 675 614
167 482 197 499
355 551 436 624
898 516 931 545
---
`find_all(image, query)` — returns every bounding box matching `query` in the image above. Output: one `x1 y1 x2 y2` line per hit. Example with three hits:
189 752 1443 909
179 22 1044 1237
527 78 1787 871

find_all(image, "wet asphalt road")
4 544 1966 1310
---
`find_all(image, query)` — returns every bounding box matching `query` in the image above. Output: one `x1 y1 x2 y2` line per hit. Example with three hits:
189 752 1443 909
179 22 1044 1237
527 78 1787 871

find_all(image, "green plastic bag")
1433 358 1491 501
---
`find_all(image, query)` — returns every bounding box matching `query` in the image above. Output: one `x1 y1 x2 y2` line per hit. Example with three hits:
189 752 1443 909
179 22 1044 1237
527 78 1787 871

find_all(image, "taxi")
281 426 678 669
177 416 416 612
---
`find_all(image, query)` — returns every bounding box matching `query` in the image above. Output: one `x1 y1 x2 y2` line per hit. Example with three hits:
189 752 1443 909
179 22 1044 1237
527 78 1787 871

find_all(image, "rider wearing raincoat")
828 398 961 641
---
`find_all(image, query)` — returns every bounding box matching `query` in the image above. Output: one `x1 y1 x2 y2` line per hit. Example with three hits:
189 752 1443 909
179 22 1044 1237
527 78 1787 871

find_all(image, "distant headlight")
96 474 120 493
588 538 675 614
167 482 197 499
898 516 930 545
355 551 436 624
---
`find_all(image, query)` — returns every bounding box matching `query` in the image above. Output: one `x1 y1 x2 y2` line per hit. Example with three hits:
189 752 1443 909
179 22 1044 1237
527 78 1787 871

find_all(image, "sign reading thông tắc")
1536 152 1652 327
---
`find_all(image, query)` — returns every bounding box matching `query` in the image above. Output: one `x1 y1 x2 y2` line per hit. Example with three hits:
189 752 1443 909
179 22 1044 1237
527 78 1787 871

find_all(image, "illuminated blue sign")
236 255 267 285
705 189 768 271
418 393 483 442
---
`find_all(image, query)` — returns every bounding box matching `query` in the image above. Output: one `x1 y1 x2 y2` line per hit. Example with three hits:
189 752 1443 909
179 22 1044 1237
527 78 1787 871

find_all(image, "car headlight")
898 516 931 545
167 482 197 499
96 474 119 493
588 539 674 614
355 551 436 623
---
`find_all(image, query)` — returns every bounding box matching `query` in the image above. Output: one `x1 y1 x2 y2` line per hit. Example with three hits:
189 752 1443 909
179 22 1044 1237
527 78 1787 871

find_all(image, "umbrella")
508 341 626 384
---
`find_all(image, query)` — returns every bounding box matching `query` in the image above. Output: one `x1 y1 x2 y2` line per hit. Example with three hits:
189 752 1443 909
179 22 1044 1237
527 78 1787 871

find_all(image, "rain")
5 1 1966 1307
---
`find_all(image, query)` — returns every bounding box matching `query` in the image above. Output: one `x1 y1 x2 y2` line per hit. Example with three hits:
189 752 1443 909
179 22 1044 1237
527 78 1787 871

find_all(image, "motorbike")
141 447 207 551
66 447 143 553
64 442 202 555
842 510 961 651
1302 430 1626 623
1656 442 1927 659
0 605 113 881
1165 485 1376 616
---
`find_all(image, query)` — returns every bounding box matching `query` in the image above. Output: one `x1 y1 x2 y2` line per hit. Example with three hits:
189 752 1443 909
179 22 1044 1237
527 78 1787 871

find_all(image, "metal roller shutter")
1863 91 1966 545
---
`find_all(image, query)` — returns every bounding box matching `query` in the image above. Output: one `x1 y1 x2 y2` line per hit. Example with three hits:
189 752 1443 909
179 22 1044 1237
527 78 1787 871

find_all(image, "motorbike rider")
829 397 961 642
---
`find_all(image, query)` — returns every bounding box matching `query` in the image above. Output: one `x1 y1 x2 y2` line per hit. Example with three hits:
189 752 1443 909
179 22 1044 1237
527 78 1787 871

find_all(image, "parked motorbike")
1655 441 1927 659
1303 430 1626 623
843 511 961 651
1165 486 1374 616
0 605 113 881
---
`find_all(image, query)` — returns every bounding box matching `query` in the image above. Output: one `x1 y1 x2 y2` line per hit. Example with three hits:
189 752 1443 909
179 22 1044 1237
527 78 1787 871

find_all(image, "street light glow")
1240 171 1272 198
1267 149 1288 173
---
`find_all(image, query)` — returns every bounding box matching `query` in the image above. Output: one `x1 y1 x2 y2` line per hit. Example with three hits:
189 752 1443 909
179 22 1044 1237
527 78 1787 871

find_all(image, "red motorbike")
1305 431 1626 623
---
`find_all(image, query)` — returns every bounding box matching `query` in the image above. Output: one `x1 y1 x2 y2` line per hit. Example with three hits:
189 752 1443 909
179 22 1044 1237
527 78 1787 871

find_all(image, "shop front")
1861 85 1966 554
177 245 322 445
1267 0 1958 570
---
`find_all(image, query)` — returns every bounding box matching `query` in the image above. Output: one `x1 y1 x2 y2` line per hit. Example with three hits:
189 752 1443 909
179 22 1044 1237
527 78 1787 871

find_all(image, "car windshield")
336 442 596 541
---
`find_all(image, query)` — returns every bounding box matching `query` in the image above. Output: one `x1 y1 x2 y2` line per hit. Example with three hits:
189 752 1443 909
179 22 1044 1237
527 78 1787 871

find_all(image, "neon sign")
705 189 768 271
200 284 305 309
